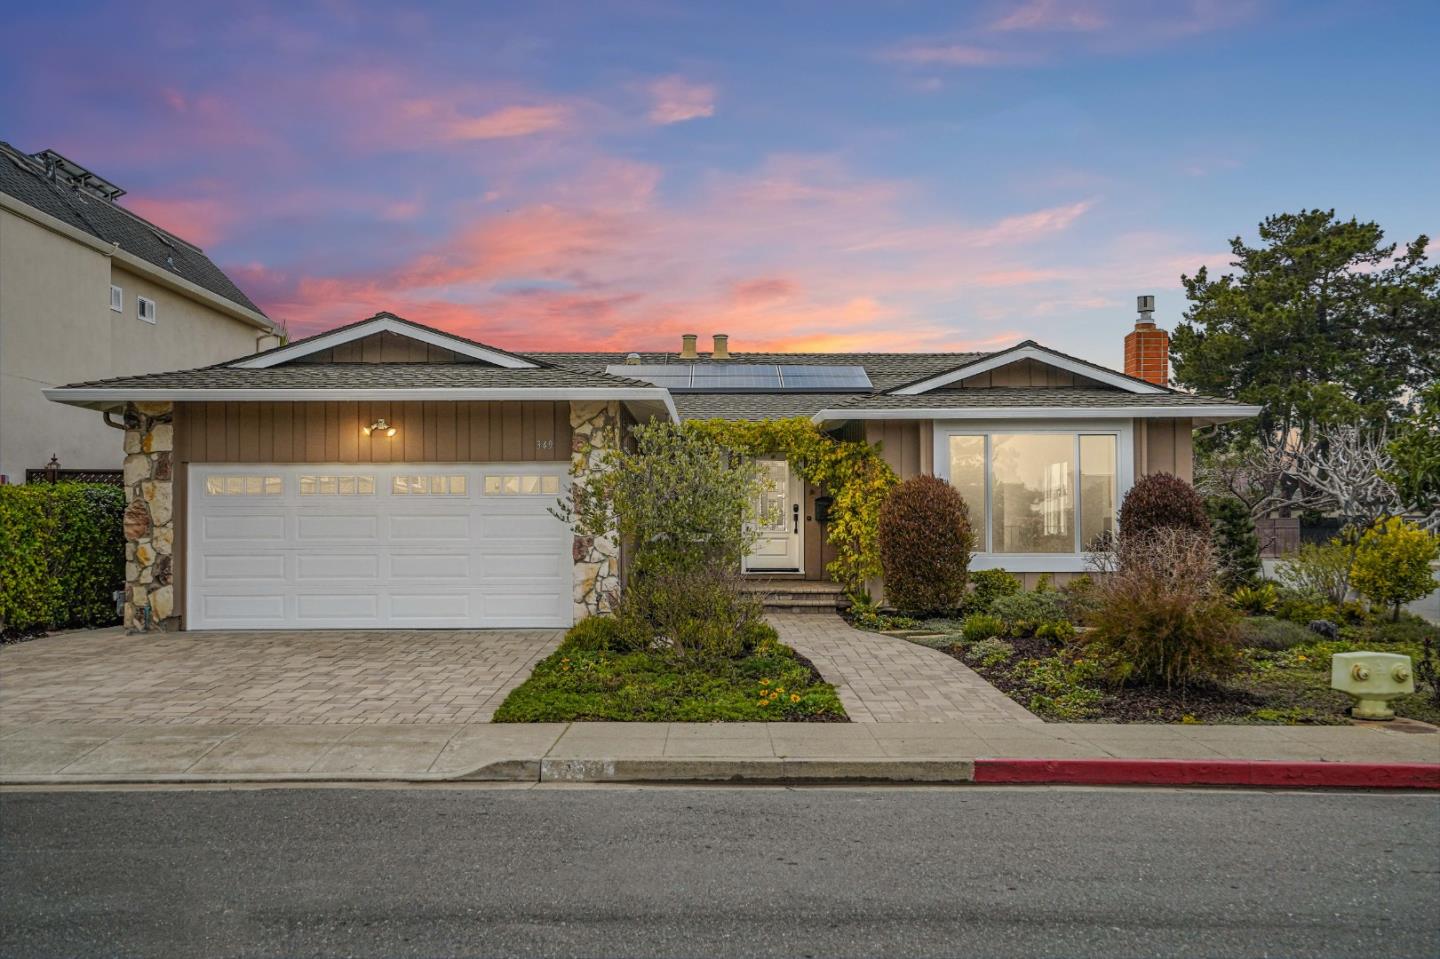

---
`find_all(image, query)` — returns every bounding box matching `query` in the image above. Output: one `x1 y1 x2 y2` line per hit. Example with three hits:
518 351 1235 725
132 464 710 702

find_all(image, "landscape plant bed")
891 620 1440 726
493 635 848 723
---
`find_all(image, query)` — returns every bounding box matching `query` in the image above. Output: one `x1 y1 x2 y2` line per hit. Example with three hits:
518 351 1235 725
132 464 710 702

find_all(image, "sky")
2 0 1437 365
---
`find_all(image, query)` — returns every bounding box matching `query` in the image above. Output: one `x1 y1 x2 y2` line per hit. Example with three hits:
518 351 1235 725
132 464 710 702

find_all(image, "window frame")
109 285 123 312
934 418 1134 572
137 296 157 324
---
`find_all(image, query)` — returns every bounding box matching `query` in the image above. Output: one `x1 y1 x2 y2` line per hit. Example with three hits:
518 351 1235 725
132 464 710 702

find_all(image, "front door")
743 459 804 573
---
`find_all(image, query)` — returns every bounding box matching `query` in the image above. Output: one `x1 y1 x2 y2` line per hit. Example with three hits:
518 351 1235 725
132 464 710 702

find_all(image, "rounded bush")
878 475 974 615
1117 472 1210 542
965 568 1022 614
565 615 624 652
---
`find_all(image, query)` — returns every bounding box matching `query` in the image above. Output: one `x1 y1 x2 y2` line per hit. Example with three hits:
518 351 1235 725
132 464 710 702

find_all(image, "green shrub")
1118 472 1211 542
1085 528 1240 688
964 568 1022 614
1035 620 1076 642
1350 518 1440 621
1275 540 1355 606
1205 496 1262 587
961 613 1005 642
0 483 124 634
1059 574 1100 625
565 615 626 652
966 637 1014 668
1237 615 1315 651
989 590 1068 637
619 564 768 658
1273 587 1331 625
878 475 974 615
1231 582 1279 615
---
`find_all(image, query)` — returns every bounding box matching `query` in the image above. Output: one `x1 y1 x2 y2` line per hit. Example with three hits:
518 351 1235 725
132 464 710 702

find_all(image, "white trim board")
889 344 1169 396
230 316 539 369
812 404 1262 425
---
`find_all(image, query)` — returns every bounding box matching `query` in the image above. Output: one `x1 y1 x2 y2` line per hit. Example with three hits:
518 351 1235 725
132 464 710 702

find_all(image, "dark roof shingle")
0 141 266 317
58 364 652 391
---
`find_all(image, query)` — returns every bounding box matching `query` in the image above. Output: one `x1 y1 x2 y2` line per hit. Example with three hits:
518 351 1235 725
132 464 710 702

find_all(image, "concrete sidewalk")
3 719 1436 786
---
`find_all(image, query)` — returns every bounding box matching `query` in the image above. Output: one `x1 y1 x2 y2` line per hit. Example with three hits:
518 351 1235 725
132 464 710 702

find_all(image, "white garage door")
186 464 572 630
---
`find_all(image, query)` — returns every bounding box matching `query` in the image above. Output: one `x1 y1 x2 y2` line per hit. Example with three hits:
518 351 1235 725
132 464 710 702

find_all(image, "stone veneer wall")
121 402 178 632
569 400 621 621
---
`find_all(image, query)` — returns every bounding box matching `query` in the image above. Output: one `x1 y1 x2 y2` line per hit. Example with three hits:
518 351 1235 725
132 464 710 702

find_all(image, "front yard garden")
495 420 847 723
854 470 1440 726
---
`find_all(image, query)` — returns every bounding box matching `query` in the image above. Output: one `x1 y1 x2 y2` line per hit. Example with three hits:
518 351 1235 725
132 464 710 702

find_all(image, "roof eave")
811 404 1264 426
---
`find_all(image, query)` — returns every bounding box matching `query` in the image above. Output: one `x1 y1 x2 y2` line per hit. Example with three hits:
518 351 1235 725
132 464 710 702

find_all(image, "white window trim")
137 296 157 324
109 285 123 312
933 418 1134 573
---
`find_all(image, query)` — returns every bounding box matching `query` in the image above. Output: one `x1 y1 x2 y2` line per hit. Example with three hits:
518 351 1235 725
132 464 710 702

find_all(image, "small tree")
1350 518 1440 621
878 476 973 615
1275 539 1356 606
1205 496 1261 588
1118 472 1211 542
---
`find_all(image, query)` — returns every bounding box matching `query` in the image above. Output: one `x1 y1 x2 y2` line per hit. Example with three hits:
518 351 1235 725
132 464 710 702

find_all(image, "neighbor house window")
109 285 123 312
946 430 1120 554
137 296 157 324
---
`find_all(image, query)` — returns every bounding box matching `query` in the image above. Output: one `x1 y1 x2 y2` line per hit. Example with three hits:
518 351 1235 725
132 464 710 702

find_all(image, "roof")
531 351 982 391
670 392 854 421
237 312 543 369
823 387 1249 411
56 363 648 392
0 141 265 317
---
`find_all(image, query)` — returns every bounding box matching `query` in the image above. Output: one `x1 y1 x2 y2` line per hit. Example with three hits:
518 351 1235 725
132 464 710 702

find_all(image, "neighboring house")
0 142 281 484
45 304 1259 633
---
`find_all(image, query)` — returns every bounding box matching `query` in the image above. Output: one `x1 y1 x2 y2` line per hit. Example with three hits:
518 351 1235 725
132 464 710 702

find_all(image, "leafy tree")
1173 210 1439 440
1205 496 1261 588
1349 518 1440 621
1386 383 1440 517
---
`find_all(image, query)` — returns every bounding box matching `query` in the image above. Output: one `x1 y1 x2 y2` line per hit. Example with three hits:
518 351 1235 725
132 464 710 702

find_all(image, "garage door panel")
189 464 572 630
297 514 379 541
202 514 287 544
389 553 472 580
296 553 379 582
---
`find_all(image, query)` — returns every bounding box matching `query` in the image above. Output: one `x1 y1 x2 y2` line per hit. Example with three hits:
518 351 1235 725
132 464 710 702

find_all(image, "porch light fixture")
363 418 397 437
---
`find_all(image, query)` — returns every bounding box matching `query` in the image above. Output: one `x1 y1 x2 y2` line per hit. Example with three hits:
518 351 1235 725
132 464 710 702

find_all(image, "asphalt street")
1 784 1437 958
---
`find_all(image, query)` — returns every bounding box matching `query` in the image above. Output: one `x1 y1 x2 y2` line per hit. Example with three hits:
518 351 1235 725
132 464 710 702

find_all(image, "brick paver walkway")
772 614 1041 724
0 628 563 726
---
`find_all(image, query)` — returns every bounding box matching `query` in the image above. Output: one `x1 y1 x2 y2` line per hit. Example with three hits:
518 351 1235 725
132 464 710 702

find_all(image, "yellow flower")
1297 655 1308 662
758 699 770 707
776 687 785 694
769 691 779 700
759 678 771 686
790 694 800 703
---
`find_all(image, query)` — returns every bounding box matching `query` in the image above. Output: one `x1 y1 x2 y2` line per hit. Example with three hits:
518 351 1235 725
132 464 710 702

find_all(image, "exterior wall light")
363 418 397 437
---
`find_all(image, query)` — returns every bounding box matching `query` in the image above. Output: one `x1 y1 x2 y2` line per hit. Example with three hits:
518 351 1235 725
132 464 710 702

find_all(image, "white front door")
743 459 804 573
186 464 572 630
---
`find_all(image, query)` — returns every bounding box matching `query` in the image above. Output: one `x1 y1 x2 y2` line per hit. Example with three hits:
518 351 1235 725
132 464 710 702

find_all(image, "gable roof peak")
886 340 1171 396
228 312 543 370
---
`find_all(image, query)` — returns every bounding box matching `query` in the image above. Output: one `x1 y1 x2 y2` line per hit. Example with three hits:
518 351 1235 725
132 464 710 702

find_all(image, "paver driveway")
0 628 563 726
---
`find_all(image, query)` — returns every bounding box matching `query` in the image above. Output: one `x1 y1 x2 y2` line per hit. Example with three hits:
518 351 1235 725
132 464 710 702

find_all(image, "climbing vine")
686 417 898 597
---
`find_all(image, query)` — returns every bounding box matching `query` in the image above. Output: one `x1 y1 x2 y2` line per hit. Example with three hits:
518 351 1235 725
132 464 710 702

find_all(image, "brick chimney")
1123 295 1169 386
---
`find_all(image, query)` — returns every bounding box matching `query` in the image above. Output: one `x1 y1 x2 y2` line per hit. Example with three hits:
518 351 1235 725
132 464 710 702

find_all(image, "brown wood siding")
1135 418 1194 482
864 420 924 479
176 401 572 463
954 358 1104 389
291 330 471 364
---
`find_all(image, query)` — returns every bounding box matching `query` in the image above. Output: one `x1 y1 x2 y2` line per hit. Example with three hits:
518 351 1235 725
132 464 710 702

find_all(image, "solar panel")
605 363 872 392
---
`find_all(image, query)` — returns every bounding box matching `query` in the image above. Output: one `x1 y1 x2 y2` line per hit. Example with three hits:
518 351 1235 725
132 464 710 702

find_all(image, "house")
44 303 1259 633
0 141 281 484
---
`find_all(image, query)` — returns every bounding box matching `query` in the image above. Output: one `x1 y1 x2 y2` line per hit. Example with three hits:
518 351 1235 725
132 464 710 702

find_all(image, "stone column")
121 402 177 632
569 400 621 621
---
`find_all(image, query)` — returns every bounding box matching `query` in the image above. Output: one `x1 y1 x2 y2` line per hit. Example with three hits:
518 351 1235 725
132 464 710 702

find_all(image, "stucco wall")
0 208 264 481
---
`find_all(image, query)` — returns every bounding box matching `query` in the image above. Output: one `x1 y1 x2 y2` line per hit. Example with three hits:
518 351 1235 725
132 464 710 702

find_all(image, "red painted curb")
972 758 1440 790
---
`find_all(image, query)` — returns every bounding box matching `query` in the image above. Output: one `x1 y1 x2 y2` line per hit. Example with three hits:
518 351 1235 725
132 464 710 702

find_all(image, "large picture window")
947 430 1120 555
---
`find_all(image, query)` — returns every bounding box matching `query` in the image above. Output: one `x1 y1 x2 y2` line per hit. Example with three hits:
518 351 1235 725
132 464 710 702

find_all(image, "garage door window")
484 474 560 495
206 475 283 496
392 474 468 495
299 475 375 496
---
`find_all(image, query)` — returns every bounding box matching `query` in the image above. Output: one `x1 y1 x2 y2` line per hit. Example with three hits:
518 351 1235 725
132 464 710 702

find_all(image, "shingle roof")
670 392 851 421
57 363 651 391
242 311 544 367
531 351 983 391
820 387 1247 411
0 141 265 317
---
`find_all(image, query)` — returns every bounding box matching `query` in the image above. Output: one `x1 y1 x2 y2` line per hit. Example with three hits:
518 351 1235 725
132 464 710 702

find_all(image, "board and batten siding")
175 401 572 463
952 358 1105 389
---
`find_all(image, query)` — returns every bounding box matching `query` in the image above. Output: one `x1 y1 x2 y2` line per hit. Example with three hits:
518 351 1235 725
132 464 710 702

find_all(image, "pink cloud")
646 75 716 125
122 195 235 248
441 104 572 140
991 0 1107 32
883 43 1027 67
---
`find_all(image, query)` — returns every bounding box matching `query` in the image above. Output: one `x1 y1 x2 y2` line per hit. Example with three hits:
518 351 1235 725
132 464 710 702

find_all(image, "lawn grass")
492 634 848 723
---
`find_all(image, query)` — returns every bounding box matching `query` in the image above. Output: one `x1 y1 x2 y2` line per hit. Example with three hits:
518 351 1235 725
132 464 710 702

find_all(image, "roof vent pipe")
680 333 699 360
712 333 729 360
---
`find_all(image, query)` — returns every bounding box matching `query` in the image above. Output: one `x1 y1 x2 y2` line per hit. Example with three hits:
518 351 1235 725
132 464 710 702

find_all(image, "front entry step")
740 580 848 615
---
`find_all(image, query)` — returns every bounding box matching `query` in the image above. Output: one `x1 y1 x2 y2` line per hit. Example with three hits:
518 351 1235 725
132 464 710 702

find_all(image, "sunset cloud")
646 76 716 124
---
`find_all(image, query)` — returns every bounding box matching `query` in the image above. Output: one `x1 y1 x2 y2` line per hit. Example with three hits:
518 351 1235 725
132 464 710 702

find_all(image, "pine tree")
1205 496 1262 588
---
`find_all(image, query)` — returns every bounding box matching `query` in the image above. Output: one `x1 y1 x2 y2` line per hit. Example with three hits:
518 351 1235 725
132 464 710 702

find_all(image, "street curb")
536 758 976 783
971 759 1440 790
